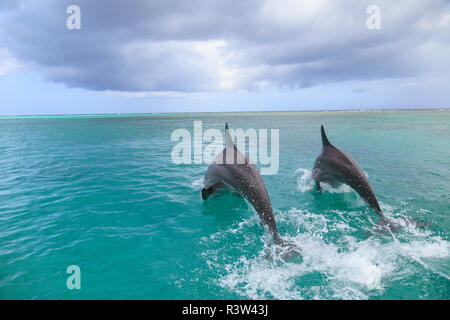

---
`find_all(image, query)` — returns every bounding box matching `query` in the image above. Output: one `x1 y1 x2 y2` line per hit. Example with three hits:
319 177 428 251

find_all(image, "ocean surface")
0 110 449 300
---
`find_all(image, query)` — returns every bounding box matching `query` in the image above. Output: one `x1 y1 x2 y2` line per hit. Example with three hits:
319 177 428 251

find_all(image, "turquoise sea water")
0 110 449 300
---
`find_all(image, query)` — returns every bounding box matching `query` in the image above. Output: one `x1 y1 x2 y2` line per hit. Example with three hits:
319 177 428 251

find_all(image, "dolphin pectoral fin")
201 188 212 200
201 182 225 200
375 216 402 233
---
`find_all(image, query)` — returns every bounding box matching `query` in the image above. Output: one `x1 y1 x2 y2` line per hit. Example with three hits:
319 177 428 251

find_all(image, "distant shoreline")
1 108 449 118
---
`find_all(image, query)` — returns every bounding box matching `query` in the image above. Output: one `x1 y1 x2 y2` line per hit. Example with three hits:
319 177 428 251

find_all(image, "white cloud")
0 49 20 76
104 90 189 99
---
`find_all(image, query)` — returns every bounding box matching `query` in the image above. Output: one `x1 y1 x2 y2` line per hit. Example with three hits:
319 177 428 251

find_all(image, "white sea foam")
295 167 353 193
217 232 391 299
204 203 450 300
320 183 353 193
190 177 204 190
295 168 315 192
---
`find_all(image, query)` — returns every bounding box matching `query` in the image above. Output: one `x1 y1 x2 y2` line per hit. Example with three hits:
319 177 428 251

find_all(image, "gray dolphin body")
202 124 295 251
312 126 384 221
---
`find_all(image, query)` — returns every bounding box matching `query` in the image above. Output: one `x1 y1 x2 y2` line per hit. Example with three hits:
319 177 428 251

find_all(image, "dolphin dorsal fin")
225 123 235 149
321 125 332 147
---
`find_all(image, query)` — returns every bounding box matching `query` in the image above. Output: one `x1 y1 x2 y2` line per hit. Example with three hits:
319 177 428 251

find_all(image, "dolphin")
312 125 386 223
202 123 300 257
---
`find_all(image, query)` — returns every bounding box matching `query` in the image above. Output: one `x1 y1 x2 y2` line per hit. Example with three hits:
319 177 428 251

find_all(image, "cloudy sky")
0 0 449 115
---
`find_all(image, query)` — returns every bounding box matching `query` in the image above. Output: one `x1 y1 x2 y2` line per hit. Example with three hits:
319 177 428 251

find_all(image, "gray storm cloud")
0 0 449 92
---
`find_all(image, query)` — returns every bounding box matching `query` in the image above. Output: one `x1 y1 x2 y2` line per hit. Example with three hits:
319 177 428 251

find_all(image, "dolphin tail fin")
376 215 428 234
272 236 302 260
375 216 400 233
321 125 332 147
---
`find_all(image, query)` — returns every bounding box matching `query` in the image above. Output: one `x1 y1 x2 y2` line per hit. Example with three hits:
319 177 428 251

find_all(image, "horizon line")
1 107 449 118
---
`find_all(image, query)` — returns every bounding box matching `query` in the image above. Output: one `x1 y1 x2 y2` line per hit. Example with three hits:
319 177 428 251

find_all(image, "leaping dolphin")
312 125 386 223
202 123 300 257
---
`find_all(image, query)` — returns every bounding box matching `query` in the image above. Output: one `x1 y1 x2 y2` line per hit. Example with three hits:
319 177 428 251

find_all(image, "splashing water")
295 168 315 192
207 207 449 300
295 167 353 194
